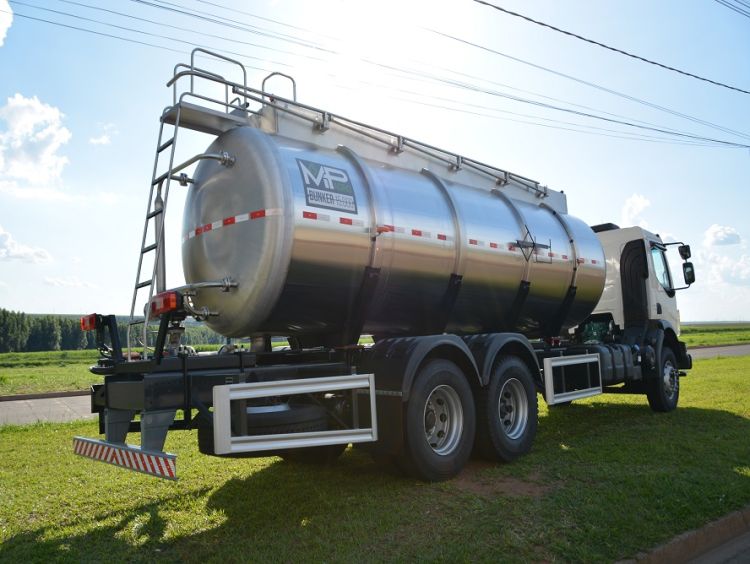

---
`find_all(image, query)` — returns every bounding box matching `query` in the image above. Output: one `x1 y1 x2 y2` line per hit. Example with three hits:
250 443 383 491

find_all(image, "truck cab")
590 224 695 338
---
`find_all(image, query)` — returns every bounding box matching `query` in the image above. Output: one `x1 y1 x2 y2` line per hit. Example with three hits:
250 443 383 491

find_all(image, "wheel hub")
662 360 678 399
423 385 463 456
497 378 528 441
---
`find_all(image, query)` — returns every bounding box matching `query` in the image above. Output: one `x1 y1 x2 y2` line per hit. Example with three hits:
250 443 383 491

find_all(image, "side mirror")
683 262 695 285
678 244 691 260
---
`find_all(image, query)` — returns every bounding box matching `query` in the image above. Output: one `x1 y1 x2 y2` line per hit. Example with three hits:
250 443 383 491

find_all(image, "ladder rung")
158 138 175 153
136 280 152 289
147 208 164 219
128 320 145 326
142 243 157 253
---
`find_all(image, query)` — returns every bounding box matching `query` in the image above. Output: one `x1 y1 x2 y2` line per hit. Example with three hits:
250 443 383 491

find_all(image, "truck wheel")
474 356 538 462
398 359 475 482
646 347 679 412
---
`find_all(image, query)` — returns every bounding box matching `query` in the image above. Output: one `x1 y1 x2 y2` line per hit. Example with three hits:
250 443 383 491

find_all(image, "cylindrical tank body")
182 125 605 340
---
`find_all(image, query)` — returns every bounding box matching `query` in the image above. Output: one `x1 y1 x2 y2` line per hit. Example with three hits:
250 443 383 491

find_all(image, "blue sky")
0 0 748 322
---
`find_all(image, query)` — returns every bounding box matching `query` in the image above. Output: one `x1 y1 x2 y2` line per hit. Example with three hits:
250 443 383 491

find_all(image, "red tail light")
81 314 98 332
150 291 180 317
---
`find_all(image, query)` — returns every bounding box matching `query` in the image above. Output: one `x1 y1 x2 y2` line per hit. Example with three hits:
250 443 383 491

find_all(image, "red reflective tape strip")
437 233 447 241
250 209 266 219
508 244 516 251
340 217 353 225
562 255 568 260
412 229 422 237
127 450 139 470
158 457 169 476
223 216 235 226
577 258 586 264
591 259 598 265
303 211 317 220
84 442 94 457
202 223 212 232
142 454 153 474
167 459 176 478
490 242 498 249
469 239 478 246
548 252 555 258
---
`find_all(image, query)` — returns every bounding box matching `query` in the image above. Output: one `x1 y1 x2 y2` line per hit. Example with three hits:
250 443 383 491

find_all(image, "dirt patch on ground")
450 461 553 498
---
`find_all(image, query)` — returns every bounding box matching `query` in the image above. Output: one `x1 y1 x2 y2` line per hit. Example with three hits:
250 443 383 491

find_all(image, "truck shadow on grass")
2 404 749 562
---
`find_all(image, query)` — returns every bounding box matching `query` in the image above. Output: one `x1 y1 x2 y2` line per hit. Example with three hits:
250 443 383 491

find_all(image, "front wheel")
398 359 476 482
646 347 679 412
474 356 538 462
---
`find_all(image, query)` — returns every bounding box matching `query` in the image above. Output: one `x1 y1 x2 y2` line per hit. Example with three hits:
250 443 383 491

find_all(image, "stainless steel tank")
182 121 605 340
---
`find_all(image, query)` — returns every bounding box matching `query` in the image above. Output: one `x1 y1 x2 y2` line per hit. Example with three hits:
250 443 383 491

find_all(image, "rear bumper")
73 436 177 480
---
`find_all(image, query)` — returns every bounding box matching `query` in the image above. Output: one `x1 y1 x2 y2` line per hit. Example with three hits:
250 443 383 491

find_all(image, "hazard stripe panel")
73 436 177 481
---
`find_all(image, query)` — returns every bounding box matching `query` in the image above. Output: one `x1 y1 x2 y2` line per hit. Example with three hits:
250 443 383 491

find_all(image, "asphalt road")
690 344 750 360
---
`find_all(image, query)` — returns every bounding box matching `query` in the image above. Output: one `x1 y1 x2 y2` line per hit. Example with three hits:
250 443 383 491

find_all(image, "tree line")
0 308 225 353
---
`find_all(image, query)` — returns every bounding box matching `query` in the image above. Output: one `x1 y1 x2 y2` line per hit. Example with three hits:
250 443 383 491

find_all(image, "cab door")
647 243 680 331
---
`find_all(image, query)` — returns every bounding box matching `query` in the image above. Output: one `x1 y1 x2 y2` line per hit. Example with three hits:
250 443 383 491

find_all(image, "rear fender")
462 333 541 389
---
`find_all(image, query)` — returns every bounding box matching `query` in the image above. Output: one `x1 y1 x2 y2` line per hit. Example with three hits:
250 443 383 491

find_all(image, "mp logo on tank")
297 159 358 214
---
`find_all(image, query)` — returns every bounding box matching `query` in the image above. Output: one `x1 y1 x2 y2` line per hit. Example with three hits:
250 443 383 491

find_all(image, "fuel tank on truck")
182 104 606 341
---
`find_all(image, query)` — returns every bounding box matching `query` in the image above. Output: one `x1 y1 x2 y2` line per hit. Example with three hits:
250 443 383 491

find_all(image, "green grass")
0 324 744 396
1 356 748 562
0 351 101 396
681 323 750 347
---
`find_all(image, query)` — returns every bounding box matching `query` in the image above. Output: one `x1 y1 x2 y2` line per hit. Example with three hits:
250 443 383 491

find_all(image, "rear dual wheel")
399 359 476 482
475 356 538 462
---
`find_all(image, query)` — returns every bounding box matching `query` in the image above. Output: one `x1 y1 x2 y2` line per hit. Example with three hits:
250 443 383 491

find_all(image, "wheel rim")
497 377 528 440
423 385 464 455
663 359 679 399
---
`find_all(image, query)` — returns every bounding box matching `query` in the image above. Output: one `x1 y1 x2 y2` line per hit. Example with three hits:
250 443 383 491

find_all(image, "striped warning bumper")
73 436 177 480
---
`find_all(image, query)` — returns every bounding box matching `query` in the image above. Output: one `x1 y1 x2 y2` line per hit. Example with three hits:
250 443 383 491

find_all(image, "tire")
474 356 538 462
398 359 475 482
646 347 679 412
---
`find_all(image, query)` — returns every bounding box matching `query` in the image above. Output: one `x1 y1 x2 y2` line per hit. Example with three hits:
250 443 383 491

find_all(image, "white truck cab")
592 225 692 335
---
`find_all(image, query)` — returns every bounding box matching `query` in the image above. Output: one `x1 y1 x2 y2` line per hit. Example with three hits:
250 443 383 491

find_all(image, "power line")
714 0 750 19
426 28 750 141
112 0 750 141
56 0 328 64
5 4 749 149
473 0 750 95
12 1 294 69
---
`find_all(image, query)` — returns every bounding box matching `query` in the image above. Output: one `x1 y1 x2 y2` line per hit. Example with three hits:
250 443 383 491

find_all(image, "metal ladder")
126 106 183 359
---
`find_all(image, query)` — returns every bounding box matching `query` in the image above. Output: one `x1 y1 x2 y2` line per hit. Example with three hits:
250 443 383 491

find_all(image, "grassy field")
0 327 745 396
681 323 750 347
1 355 748 562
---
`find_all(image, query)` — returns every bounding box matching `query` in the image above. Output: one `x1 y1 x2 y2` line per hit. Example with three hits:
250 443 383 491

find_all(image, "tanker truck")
74 50 695 482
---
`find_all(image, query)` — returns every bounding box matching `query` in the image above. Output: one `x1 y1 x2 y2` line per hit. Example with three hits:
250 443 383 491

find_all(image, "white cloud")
0 224 51 263
696 249 750 287
703 224 741 247
0 93 71 185
89 134 111 146
0 1 12 47
620 194 650 228
89 122 117 146
44 276 97 289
